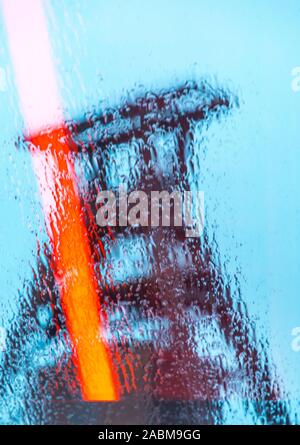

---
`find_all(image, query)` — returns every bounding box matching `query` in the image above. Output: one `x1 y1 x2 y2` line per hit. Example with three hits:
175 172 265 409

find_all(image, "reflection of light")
2 0 118 401
1 0 62 134
100 235 154 284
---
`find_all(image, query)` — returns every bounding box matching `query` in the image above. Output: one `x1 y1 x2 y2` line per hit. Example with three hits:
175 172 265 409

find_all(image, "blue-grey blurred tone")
0 0 299 424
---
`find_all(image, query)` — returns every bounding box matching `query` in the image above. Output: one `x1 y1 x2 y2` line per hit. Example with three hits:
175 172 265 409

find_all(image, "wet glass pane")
0 0 299 425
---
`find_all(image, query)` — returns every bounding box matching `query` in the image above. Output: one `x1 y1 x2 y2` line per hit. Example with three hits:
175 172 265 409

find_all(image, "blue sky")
0 0 300 412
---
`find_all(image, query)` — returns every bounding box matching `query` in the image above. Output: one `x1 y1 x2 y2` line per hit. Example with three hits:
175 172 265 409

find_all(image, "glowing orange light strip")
2 0 119 400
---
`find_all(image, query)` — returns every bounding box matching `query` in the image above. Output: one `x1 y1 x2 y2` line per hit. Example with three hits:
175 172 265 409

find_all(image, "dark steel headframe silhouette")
3 80 292 424
72 80 291 422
